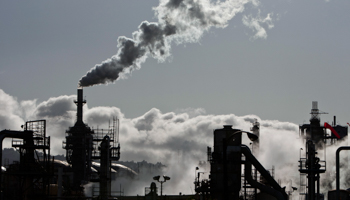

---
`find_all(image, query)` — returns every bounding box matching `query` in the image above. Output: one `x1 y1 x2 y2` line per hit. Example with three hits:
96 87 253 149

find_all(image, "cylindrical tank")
210 125 242 200
328 189 350 200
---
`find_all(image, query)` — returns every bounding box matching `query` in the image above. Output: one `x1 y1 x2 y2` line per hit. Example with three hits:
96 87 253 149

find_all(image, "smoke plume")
79 0 272 87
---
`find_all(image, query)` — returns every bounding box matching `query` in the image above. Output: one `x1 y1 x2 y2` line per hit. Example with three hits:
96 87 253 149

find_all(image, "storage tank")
210 125 242 200
328 189 350 200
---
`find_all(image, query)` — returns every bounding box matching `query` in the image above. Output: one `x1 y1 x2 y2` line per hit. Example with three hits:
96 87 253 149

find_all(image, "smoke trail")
79 0 258 87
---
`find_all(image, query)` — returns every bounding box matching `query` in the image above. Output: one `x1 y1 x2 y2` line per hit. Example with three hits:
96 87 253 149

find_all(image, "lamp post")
153 175 171 198
231 130 258 142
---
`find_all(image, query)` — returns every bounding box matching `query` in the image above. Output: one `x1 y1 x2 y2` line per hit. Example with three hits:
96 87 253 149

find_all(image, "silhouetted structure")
63 88 94 191
206 125 288 200
299 101 348 148
3 92 350 200
299 140 326 200
63 88 120 198
1 120 53 200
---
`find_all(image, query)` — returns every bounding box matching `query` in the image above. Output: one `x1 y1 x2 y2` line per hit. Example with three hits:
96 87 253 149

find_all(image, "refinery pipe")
241 145 288 200
336 146 350 200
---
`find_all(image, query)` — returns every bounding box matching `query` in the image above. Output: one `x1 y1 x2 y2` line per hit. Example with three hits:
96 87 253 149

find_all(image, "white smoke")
0 89 36 149
79 0 273 87
1 89 349 197
0 89 27 130
242 11 275 40
318 138 350 193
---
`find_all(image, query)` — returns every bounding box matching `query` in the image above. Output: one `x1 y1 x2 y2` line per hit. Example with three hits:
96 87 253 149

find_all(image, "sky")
1 0 350 197
1 0 349 124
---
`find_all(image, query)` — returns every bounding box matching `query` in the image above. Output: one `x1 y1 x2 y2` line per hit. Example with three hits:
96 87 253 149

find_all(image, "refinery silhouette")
0 0 349 199
0 88 349 200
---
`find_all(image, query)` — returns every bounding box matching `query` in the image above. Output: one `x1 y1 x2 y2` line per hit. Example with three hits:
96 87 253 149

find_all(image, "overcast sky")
1 0 350 196
1 0 350 125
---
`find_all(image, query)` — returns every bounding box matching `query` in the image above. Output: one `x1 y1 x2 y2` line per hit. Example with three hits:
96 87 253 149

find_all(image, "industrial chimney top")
74 88 86 124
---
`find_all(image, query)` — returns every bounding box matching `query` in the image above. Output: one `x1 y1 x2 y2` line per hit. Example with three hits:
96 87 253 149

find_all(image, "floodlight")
163 175 170 181
153 175 160 181
246 131 258 141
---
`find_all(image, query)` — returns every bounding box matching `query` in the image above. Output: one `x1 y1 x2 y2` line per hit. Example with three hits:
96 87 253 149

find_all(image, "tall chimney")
75 88 86 123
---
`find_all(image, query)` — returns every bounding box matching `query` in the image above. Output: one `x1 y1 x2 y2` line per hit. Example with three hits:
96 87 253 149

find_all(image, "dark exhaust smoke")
79 0 257 87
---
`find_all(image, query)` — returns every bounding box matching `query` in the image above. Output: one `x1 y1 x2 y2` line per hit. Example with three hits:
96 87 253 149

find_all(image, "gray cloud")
33 95 76 118
85 106 124 126
166 0 184 9
162 112 175 120
133 108 160 131
260 120 298 131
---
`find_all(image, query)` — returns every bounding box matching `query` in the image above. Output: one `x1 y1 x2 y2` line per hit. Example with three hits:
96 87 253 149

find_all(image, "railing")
299 158 326 172
11 139 23 146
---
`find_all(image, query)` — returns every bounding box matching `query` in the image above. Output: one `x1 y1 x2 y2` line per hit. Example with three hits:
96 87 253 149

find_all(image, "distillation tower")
63 88 94 190
205 125 288 200
299 101 348 200
63 88 120 197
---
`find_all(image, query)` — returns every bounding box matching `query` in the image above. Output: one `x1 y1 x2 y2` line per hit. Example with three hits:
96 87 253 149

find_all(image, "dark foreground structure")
0 89 121 200
0 95 349 200
63 88 121 198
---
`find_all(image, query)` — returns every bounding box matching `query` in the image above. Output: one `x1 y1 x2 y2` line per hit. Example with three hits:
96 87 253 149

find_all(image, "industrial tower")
63 88 120 198
63 88 94 191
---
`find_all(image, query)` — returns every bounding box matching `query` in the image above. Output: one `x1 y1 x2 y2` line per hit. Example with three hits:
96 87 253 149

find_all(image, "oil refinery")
0 89 349 200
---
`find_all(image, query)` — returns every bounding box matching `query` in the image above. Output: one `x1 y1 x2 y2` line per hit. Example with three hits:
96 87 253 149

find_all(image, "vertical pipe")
76 88 84 123
306 140 315 200
254 168 257 200
336 146 350 200
222 138 227 200
57 167 63 199
316 174 320 200
0 139 3 200
100 136 110 200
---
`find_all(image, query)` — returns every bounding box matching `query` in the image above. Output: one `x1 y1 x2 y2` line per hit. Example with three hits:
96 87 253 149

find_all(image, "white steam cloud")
1 89 348 198
242 11 275 40
79 0 273 87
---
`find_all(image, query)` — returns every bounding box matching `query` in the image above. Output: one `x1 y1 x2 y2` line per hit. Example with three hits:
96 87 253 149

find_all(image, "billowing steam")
79 0 272 87
4 89 349 198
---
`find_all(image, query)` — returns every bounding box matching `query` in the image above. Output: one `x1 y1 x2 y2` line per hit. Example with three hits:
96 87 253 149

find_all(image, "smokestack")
74 88 86 124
